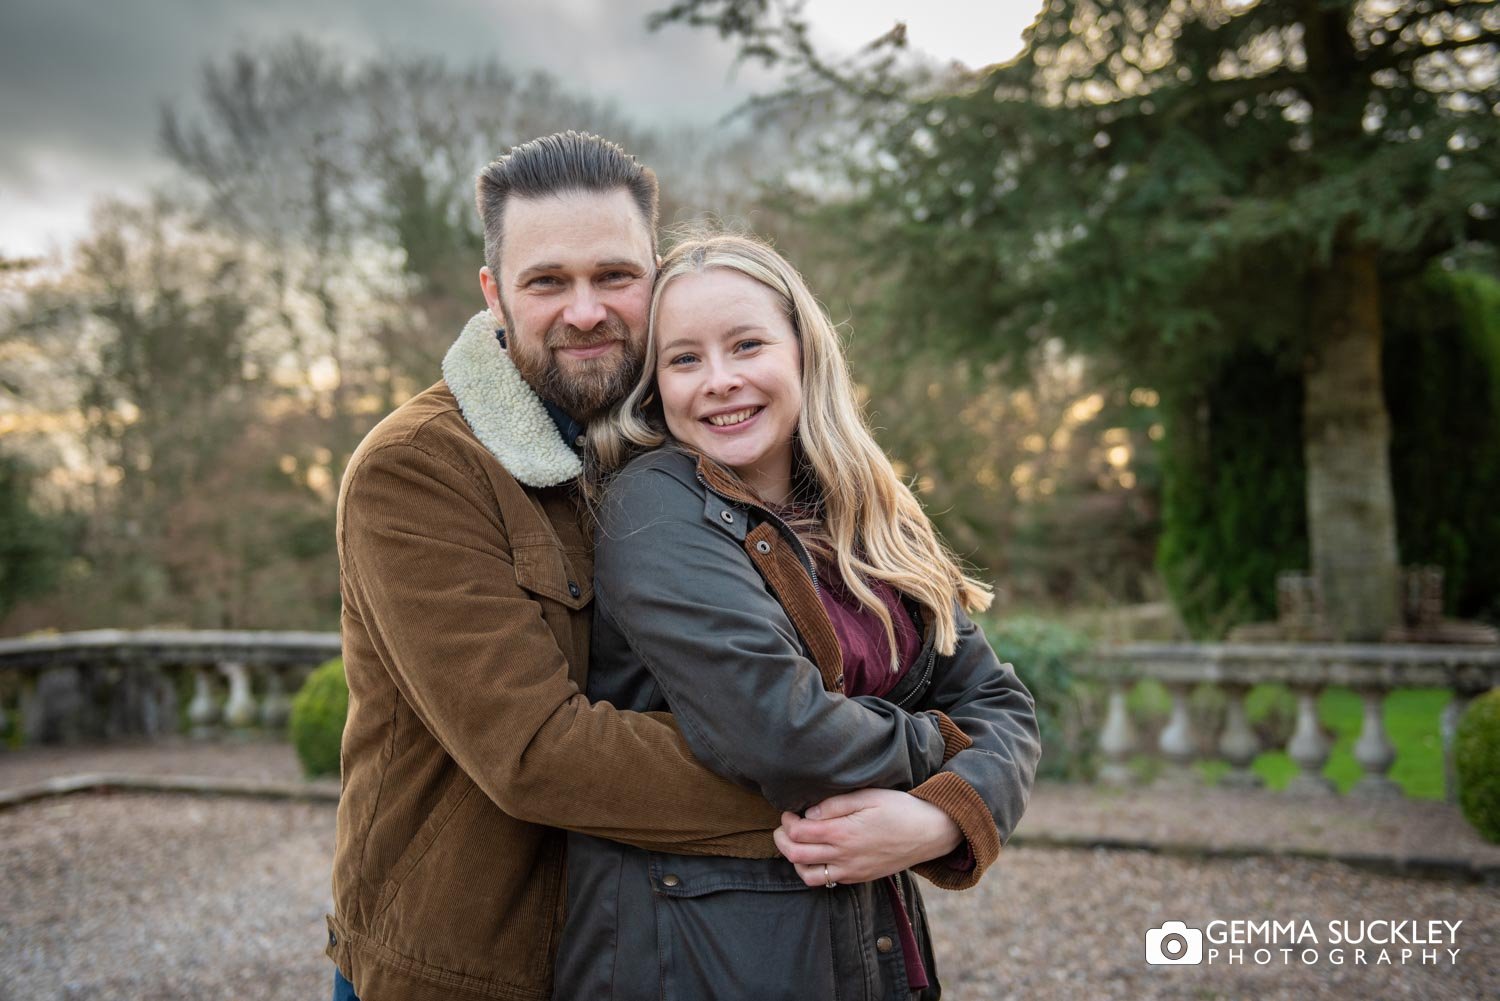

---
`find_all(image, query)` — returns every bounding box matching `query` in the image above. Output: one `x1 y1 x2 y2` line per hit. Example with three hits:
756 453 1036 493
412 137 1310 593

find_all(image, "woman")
556 233 1041 999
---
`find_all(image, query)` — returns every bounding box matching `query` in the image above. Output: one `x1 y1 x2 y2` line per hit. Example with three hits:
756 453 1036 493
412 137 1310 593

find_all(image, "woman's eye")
667 353 699 367
735 339 764 353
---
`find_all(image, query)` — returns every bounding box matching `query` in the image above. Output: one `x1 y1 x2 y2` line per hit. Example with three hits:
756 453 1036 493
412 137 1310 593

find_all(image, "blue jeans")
333 968 360 1001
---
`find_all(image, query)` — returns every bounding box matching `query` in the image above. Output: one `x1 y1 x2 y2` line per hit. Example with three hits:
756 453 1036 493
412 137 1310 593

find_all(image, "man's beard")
503 307 645 421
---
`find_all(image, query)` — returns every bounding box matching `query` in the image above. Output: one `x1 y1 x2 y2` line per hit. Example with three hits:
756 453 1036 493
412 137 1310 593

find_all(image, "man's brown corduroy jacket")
326 313 787 1001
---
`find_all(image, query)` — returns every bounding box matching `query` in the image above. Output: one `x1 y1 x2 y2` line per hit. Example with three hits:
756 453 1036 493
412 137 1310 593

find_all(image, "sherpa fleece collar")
441 310 583 488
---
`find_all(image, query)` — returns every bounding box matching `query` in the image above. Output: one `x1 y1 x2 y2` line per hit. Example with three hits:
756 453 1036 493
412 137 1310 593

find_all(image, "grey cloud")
0 0 772 254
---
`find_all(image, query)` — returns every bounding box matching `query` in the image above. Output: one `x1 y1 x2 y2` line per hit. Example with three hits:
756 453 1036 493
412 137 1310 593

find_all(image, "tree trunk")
1301 238 1399 641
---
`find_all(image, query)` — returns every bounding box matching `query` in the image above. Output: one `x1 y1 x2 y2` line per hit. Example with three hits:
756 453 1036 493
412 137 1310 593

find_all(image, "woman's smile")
654 268 803 505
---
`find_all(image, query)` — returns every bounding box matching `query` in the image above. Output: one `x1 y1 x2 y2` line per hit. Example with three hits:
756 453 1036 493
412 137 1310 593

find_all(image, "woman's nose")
703 358 743 396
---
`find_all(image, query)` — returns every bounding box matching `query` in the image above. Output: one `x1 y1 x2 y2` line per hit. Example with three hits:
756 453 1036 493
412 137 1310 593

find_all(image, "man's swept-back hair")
475 131 659 274
588 230 993 666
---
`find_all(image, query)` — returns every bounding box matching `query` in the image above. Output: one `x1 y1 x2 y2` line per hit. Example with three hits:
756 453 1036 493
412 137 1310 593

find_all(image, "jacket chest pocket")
646 853 838 1001
512 540 592 610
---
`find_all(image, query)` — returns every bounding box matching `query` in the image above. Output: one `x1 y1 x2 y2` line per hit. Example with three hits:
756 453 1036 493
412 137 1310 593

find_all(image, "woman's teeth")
707 408 759 427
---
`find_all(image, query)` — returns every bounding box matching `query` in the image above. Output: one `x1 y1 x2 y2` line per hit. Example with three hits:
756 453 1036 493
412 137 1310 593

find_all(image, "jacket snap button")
329 929 338 947
567 580 581 598
662 874 681 887
755 540 771 554
834 673 845 688
720 511 735 524
876 935 895 954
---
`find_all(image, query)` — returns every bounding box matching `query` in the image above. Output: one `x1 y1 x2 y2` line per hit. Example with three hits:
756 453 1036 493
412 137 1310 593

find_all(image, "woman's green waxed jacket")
555 447 1042 1000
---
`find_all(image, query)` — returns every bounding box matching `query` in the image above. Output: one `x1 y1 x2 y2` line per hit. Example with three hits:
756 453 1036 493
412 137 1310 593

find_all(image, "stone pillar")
1156 682 1197 785
1351 686 1401 798
187 666 220 736
260 669 292 730
1097 680 1137 785
221 661 257 731
1217 684 1263 789
1286 685 1336 795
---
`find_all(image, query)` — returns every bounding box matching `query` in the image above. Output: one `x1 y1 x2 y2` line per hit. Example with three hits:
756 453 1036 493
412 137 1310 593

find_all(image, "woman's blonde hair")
588 231 991 664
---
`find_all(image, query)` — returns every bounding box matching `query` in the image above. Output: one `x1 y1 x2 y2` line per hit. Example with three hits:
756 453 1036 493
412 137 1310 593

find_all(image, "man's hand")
773 788 963 887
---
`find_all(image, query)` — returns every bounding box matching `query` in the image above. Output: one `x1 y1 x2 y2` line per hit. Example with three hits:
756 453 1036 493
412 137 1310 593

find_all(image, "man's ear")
479 266 505 326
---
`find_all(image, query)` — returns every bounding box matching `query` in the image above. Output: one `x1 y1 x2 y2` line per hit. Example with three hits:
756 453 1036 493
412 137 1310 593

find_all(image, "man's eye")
600 271 634 284
528 276 562 289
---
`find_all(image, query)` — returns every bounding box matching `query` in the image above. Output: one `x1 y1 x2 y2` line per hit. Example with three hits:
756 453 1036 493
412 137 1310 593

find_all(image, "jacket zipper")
893 644 937 709
697 471 822 598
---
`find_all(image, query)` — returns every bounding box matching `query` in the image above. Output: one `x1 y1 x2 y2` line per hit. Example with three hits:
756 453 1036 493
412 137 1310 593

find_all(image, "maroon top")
811 556 931 990
813 556 922 700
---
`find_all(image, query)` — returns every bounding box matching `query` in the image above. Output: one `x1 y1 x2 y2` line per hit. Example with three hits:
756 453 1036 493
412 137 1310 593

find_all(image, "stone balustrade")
0 630 340 745
1081 643 1500 801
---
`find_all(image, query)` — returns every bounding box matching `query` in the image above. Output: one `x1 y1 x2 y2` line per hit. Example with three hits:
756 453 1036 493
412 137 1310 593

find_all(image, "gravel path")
1 794 1494 1001
1 742 1497 999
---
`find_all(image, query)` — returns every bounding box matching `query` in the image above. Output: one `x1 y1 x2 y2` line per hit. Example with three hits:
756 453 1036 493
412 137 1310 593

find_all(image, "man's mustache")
545 317 630 350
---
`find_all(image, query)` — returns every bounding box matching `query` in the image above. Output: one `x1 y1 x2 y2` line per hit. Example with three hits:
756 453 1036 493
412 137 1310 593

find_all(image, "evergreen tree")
661 0 1500 639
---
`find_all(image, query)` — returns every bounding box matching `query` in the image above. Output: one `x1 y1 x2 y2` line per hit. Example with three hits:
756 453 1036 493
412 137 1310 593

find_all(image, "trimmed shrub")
290 658 348 779
1456 689 1500 844
984 615 1091 780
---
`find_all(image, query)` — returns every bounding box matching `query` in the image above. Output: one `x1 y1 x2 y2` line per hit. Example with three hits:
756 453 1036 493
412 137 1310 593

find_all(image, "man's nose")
562 286 607 331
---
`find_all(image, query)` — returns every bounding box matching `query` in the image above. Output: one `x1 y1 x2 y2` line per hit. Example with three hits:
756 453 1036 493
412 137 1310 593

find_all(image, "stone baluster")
1351 686 1401 798
1156 682 1197 785
1285 684 1335 794
221 661 257 732
260 668 292 730
1097 680 1137 785
1217 683 1262 788
187 666 221 735
1440 693 1471 805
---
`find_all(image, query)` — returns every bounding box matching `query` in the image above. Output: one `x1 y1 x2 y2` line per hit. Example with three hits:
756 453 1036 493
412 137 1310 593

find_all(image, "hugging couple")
328 131 1041 1000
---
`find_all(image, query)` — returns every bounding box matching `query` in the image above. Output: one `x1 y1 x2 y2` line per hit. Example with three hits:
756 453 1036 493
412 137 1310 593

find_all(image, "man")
327 132 966 1001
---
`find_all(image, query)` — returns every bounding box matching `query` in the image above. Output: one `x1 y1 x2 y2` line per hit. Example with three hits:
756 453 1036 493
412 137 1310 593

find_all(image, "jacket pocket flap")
648 852 813 898
513 542 592 610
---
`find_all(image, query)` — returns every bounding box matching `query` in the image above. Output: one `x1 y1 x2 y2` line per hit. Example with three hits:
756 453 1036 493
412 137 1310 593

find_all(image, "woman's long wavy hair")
587 231 991 665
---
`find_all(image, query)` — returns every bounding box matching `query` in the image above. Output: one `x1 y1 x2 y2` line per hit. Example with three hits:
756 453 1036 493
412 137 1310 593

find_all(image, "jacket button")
834 673 845 688
328 929 338 947
755 540 771 554
876 935 895 954
567 580 581 598
661 874 681 887
720 510 735 524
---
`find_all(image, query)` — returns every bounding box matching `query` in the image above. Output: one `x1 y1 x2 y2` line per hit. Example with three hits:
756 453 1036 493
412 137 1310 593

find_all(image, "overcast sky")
0 0 1036 259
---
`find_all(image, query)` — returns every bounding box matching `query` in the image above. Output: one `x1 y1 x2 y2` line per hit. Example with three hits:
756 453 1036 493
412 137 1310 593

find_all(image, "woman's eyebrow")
659 325 767 355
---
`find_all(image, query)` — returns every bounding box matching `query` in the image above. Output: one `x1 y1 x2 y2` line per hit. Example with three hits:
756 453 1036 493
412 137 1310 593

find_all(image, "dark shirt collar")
496 327 586 452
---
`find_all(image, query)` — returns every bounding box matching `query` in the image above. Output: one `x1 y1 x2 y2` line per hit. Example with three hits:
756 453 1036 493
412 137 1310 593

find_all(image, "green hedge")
1456 689 1500 843
984 615 1092 781
290 657 349 778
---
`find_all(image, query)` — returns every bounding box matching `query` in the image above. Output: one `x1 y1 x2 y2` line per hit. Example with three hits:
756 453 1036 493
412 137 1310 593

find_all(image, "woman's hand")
774 788 964 887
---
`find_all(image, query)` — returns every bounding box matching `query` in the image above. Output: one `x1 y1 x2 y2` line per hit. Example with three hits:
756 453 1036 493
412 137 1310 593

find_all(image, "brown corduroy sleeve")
933 711 975 762
908 771 1001 890
340 439 780 856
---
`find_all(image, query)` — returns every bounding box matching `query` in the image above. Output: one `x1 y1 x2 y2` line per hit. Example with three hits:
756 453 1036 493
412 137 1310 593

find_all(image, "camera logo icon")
1145 921 1203 965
